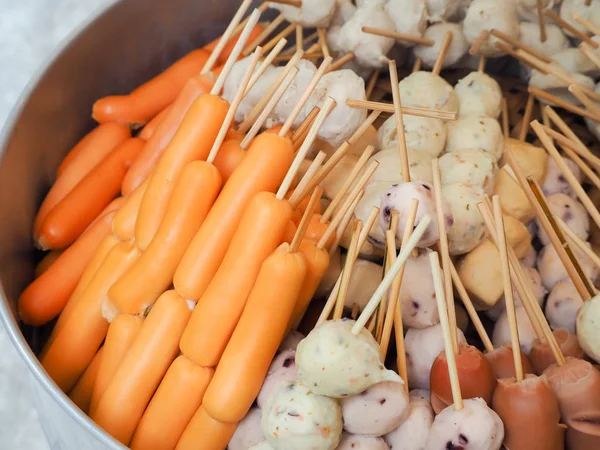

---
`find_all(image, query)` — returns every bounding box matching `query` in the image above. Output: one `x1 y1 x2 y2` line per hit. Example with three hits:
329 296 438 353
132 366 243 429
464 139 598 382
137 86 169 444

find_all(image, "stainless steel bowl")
0 0 241 447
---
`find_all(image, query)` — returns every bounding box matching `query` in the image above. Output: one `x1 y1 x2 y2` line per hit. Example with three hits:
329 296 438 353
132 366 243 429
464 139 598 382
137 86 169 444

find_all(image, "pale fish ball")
341 381 410 436
369 147 434 185
445 116 504 161
576 293 600 363
425 0 464 22
518 0 561 22
257 350 298 408
337 434 390 450
385 0 427 47
399 71 459 113
269 0 336 27
380 181 454 249
493 307 539 354
463 0 519 57
279 331 305 353
455 71 503 119
529 67 595 107
560 0 600 38
296 319 403 397
553 48 598 75
229 408 264 450
535 193 590 246
355 0 388 6
343 259 384 311
261 380 343 450
315 247 343 298
425 398 504 450
542 156 583 199
413 23 469 70
442 183 486 256
439 148 499 194
377 114 447 158
537 241 600 291
337 3 396 68
384 391 434 450
358 181 394 248
518 22 568 58
521 246 537 268
398 252 440 329
546 279 584 333
316 70 368 147
249 443 274 450
332 0 357 26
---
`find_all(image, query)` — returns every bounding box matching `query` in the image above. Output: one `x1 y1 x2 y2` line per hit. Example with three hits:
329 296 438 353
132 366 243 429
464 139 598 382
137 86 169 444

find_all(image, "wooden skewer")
376 212 399 343
293 151 326 204
321 146 375 223
544 9 600 48
317 28 331 59
501 98 510 139
333 220 363 320
494 42 548 75
493 195 524 382
556 215 600 272
490 28 552 63
528 86 600 122
367 313 377 335
246 38 288 94
328 52 356 72
202 0 255 74
519 94 536 141
560 144 600 191
366 69 381 100
569 84 600 118
429 251 463 411
243 14 287 57
290 186 323 253
586 0 593 8
273 50 322 62
573 13 600 36
478 55 487 73
412 57 422 73
269 0 302 7
281 30 318 56
262 23 296 54
352 216 433 334
541 105 553 145
349 110 383 145
469 30 490 56
207 47 262 164
231 3 269 36
432 31 453 75
296 25 303 52
331 203 378 257
346 99 457 120
536 0 547 42
579 42 600 71
389 60 410 183
361 26 435 47
291 106 320 144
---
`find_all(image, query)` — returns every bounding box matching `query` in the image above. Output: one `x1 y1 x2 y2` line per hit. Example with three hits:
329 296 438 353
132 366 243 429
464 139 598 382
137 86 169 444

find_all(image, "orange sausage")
304 213 335 248
89 314 143 416
109 162 221 315
34 251 62 278
204 24 265 65
179 192 293 367
41 241 141 392
19 211 116 326
134 94 229 249
121 74 215 196
99 196 127 217
92 49 211 125
68 347 104 415
38 138 144 250
138 105 171 140
91 290 191 446
112 180 148 241
290 192 322 225
225 128 244 142
176 406 238 450
37 123 130 237
174 132 294 301
203 243 306 423
213 138 245 183
130 356 214 450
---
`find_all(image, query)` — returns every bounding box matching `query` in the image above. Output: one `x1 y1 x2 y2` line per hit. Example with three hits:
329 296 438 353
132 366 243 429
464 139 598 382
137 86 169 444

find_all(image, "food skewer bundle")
17 0 600 449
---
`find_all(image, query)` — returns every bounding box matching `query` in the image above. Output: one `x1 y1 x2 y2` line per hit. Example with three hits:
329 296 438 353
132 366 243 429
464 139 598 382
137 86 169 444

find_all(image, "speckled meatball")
439 148 498 194
455 72 503 119
576 292 600 363
445 116 504 161
521 246 537 268
546 279 585 333
426 0 466 22
269 0 336 27
398 252 440 329
337 434 390 450
377 115 447 159
369 148 434 185
529 66 595 107
535 193 590 246
413 23 469 70
559 0 600 38
384 390 434 450
493 306 539 354
257 350 298 408
279 331 305 353
398 71 459 113
463 0 519 57
229 408 265 450
518 21 568 58
442 183 486 255
542 156 583 199
537 241 600 291
386 0 427 47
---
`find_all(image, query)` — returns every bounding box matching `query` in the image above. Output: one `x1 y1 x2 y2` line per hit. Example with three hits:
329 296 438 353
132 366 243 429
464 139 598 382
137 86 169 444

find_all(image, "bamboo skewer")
494 42 548 75
477 55 486 73
573 13 600 36
519 94 536 141
292 151 326 205
361 26 435 46
290 186 323 253
556 215 600 272
329 52 356 72
536 0 547 43
469 30 490 56
231 3 269 36
268 0 302 7
296 25 303 52
376 212 399 343
579 42 600 71
432 31 453 75
528 86 600 122
412 57 422 73
490 28 552 63
389 60 410 183
291 106 320 144
346 99 457 120
544 9 600 48
243 14 287 57
333 221 363 320
569 84 600 118
317 28 331 59
262 23 297 54
561 145 600 191
246 38 288 95
366 69 380 100
501 98 510 139
281 30 318 56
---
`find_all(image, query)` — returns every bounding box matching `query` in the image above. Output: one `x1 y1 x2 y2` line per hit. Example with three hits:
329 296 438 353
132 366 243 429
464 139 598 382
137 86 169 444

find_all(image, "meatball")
559 0 600 38
492 306 539 354
369 148 434 185
257 349 298 408
455 71 503 119
537 241 600 291
384 390 434 450
398 253 441 329
442 183 486 255
413 23 469 70
535 193 590 246
337 434 390 450
576 293 600 363
343 259 384 311
546 279 585 333
542 156 583 199
463 0 520 57
445 116 504 161
269 0 336 28
386 0 427 47
398 71 459 113
439 148 499 194
377 115 447 159
229 408 265 450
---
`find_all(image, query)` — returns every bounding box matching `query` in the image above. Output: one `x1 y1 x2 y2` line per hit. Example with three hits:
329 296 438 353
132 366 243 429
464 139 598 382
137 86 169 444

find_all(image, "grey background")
0 1 112 448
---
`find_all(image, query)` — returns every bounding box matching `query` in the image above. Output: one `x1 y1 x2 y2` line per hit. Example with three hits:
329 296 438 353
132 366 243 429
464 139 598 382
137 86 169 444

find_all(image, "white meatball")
529 67 595 107
261 381 343 450
327 0 357 52
463 0 520 57
535 193 590 246
521 245 537 268
257 350 298 408
344 259 384 310
445 116 504 161
518 0 561 22
377 115 447 158
315 247 342 298
337 3 396 68
425 398 504 450
398 71 459 113
279 331 305 352
542 156 583 199
398 252 441 329
369 147 434 184
320 155 361 201
442 183 486 256
384 392 434 450
439 148 499 194
576 292 600 363
249 442 275 450
337 434 390 450
414 23 469 70
518 22 568 59
380 181 454 249
229 408 265 450
546 279 584 333
493 306 539 354
357 181 394 248
296 319 402 398
554 48 598 75
537 241 600 291
455 72 503 119
405 324 467 389
425 0 465 22
559 0 600 38
385 0 427 47
269 0 336 27
341 381 410 436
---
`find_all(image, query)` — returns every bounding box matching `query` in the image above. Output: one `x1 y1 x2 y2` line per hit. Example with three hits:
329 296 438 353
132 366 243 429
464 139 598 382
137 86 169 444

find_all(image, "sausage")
213 138 246 182
174 132 294 301
176 406 238 450
68 347 103 415
134 93 229 250
138 105 171 140
38 138 144 250
430 343 497 414
91 290 191 445
530 329 586 375
384 390 434 450
34 251 62 278
107 161 221 317
485 344 535 380
257 349 298 408
111 180 148 241
130 356 213 450
89 314 143 416
228 408 265 450
35 122 130 238
121 74 215 195
19 211 116 326
92 49 210 125
492 375 565 450
40 241 141 392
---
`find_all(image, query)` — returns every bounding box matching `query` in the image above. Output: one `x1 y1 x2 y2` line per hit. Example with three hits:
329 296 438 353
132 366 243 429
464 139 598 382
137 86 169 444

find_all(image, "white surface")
0 1 111 448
